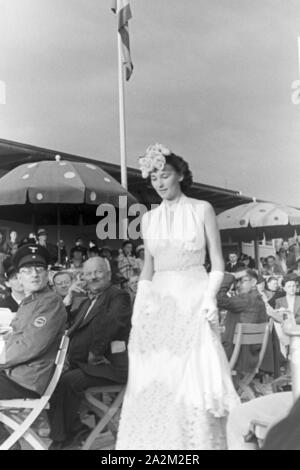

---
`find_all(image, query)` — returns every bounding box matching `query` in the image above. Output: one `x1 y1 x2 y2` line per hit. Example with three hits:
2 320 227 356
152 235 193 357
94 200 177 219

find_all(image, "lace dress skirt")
116 267 240 450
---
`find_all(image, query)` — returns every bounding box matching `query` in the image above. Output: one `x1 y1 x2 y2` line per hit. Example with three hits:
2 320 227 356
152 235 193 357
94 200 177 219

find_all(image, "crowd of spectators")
0 230 299 449
0 229 145 308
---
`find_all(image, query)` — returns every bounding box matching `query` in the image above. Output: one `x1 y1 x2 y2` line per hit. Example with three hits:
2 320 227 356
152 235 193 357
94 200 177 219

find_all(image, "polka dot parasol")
217 202 300 240
0 156 136 206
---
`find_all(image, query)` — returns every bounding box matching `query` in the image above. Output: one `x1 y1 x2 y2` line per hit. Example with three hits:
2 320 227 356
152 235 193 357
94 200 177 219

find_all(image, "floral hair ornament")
138 143 172 178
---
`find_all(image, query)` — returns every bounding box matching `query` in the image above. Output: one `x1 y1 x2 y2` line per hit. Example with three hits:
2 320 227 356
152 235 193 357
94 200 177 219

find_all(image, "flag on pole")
0 81 6 104
111 0 133 81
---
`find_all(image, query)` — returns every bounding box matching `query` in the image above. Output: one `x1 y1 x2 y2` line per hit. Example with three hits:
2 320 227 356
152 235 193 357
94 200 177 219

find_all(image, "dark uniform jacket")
0 287 67 395
67 284 132 384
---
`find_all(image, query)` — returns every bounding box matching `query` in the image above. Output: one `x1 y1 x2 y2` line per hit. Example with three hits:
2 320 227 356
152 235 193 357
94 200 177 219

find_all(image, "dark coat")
225 261 245 273
217 273 269 373
67 285 132 384
262 395 300 450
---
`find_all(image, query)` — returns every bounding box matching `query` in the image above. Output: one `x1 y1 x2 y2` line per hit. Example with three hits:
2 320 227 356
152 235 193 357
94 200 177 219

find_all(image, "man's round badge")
34 316 47 328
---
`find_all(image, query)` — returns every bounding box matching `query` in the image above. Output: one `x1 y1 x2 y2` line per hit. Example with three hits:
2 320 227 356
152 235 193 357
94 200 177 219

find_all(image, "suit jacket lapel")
79 292 107 328
68 297 91 335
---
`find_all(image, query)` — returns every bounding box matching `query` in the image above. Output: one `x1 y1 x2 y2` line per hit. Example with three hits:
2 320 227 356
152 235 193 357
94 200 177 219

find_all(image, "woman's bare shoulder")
186 197 214 212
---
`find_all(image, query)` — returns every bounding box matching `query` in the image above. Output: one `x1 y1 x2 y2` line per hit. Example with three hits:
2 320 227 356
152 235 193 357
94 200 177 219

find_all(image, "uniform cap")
13 244 50 270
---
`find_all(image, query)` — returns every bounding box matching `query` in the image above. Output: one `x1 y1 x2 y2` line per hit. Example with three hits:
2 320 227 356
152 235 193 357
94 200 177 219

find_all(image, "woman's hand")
201 296 219 325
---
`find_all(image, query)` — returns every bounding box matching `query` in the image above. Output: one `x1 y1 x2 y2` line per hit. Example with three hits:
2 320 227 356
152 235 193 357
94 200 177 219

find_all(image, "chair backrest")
233 323 269 345
230 320 273 371
42 332 69 400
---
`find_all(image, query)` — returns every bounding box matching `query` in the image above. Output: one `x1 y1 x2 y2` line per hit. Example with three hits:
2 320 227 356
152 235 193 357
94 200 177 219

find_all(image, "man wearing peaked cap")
0 244 67 446
13 243 50 270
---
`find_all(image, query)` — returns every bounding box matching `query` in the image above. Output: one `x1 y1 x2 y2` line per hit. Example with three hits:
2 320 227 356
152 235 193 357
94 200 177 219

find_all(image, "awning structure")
0 138 258 214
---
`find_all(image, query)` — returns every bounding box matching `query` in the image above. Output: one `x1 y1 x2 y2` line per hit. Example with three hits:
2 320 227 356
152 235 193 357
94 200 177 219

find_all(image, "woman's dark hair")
164 153 193 192
148 153 193 192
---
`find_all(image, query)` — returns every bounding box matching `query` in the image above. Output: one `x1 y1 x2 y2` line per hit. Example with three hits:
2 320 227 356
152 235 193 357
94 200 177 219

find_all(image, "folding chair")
82 384 125 450
0 332 69 450
229 320 273 400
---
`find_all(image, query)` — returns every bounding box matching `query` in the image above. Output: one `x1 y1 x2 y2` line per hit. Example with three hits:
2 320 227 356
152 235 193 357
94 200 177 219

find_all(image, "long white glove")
131 280 152 325
201 270 224 325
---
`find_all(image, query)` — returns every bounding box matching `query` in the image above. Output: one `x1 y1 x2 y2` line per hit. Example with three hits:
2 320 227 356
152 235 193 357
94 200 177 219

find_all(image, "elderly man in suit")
48 256 132 450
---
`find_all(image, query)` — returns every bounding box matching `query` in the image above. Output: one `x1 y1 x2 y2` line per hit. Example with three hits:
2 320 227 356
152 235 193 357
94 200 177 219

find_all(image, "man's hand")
64 279 87 306
270 308 285 323
88 352 110 365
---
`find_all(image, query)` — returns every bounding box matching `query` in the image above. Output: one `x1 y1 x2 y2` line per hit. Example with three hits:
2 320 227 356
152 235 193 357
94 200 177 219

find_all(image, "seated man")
48 256 132 450
217 269 268 374
52 271 73 301
225 253 245 273
0 244 67 444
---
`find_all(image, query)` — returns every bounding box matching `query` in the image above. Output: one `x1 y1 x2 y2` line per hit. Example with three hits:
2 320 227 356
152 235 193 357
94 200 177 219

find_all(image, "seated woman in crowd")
240 253 255 269
266 273 300 361
263 276 284 308
261 255 285 277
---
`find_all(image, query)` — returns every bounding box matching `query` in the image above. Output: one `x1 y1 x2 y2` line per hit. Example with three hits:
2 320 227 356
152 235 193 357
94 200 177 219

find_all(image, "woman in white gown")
116 144 240 450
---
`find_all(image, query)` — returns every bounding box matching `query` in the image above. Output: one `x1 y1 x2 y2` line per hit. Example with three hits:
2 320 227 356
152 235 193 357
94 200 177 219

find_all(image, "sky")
1 0 300 206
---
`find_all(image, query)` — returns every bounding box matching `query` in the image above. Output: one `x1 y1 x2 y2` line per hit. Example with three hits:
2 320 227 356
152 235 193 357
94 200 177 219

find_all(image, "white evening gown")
116 195 240 450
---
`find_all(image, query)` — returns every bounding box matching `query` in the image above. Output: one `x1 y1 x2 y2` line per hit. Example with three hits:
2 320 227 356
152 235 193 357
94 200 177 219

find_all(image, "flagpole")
298 37 300 79
118 32 128 191
117 28 128 239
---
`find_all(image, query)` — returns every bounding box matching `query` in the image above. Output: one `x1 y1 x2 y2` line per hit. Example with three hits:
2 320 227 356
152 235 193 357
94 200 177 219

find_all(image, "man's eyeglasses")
238 277 251 284
19 266 46 275
84 269 108 278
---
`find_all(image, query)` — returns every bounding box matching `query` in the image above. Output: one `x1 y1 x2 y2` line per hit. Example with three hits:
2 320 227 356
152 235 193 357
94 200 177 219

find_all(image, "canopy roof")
0 138 258 213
